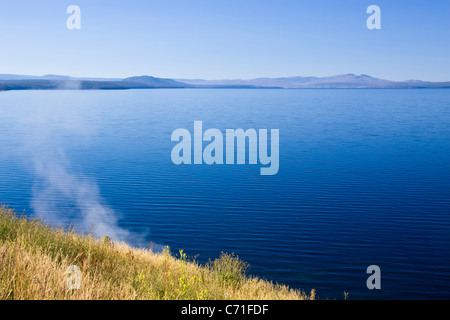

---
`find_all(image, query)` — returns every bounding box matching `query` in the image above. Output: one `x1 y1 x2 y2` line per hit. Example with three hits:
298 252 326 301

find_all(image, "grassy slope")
0 207 314 300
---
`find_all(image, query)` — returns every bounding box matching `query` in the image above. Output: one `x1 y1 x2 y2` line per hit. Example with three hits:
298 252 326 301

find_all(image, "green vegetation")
0 207 314 300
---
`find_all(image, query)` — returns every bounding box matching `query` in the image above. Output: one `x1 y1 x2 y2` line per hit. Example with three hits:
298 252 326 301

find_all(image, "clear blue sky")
0 0 449 81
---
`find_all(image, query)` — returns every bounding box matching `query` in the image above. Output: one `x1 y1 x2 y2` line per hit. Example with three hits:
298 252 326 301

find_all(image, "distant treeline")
0 79 270 91
0 80 187 91
1 74 450 91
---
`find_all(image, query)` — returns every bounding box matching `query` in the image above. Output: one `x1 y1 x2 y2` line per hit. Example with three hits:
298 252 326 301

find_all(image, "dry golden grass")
0 207 314 300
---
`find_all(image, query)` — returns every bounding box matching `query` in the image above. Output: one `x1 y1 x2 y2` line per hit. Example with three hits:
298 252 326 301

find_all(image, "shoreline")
0 207 315 300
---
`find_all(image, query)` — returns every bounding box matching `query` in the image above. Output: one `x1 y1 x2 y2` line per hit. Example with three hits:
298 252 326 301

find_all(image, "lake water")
0 89 449 299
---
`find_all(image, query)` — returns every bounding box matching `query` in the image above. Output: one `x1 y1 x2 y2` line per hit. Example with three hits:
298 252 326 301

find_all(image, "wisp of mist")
8 90 145 244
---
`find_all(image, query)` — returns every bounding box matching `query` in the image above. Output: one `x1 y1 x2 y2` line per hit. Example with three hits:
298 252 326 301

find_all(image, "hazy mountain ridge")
0 73 449 90
178 74 450 88
123 76 191 88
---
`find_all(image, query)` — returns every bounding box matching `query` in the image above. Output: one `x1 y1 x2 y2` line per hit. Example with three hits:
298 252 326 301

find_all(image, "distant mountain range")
177 74 450 89
0 74 449 91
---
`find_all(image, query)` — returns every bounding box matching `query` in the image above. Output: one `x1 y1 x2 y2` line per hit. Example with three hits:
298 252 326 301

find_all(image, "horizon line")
1 72 450 83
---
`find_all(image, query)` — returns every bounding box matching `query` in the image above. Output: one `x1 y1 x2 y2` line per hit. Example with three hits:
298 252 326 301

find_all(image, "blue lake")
0 89 449 299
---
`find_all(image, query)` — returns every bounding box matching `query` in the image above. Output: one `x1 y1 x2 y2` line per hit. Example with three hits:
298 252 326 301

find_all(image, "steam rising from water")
13 92 138 243
31 150 130 240
57 80 82 90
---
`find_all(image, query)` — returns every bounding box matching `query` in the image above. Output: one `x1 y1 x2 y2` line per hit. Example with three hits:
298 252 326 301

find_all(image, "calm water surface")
0 89 449 299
